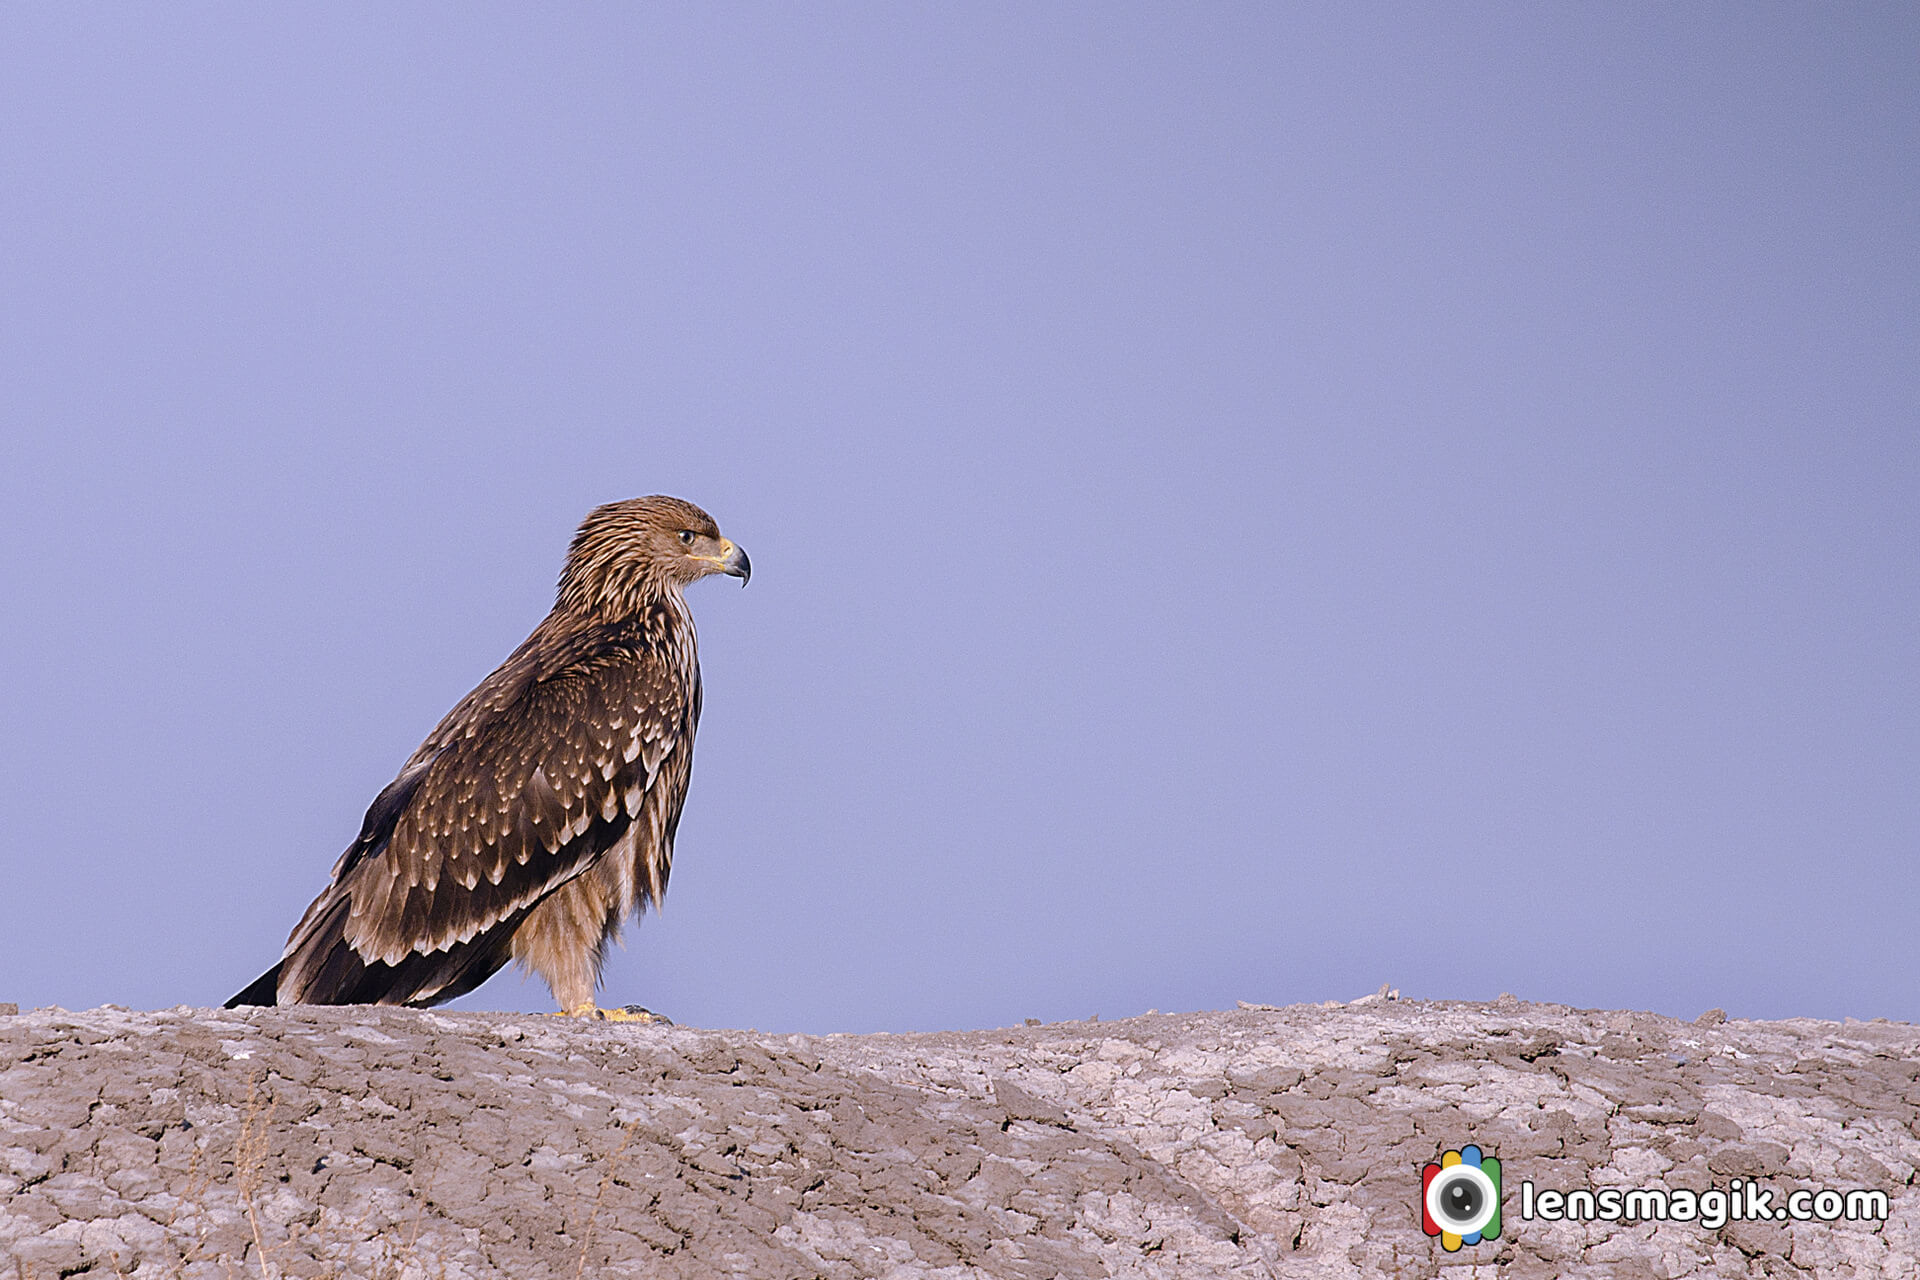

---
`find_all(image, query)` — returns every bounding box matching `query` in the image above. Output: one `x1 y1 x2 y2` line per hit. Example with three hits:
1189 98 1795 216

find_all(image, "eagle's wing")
270 616 691 1006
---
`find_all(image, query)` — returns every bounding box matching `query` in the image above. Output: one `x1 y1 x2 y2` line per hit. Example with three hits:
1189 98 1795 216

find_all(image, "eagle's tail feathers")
224 963 284 1008
274 890 518 1009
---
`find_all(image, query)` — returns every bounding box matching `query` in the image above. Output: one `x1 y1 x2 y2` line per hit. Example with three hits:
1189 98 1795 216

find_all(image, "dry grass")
65 1072 644 1279
234 1075 279 1278
134 1071 446 1280
574 1116 644 1279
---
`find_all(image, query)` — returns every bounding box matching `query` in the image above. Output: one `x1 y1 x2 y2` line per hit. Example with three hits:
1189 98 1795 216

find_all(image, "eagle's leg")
512 877 620 1014
513 846 674 1022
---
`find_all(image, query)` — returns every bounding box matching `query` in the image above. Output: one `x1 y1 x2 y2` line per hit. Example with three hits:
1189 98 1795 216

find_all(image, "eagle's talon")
553 1002 669 1024
618 1005 671 1025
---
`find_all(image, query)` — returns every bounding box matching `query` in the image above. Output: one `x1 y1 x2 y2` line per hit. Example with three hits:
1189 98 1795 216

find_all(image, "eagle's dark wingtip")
225 963 283 1009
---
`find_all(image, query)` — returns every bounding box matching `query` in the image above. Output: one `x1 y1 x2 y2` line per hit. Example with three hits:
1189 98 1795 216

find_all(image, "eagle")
227 495 749 1019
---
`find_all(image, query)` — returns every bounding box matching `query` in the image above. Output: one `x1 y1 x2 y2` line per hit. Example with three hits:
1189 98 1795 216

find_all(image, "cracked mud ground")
0 1000 1915 1277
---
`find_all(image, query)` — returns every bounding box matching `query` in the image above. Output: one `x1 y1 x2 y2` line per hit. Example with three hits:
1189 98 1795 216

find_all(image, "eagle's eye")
677 530 696 546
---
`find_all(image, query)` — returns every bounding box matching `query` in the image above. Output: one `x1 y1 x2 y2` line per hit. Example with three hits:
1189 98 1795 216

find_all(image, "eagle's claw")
556 1003 671 1024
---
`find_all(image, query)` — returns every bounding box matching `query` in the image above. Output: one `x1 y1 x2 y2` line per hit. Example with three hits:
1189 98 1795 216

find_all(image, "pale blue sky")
2 6 1915 1030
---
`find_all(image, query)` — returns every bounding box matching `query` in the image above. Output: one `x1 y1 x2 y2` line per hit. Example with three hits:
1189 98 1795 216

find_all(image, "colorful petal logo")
1422 1145 1502 1250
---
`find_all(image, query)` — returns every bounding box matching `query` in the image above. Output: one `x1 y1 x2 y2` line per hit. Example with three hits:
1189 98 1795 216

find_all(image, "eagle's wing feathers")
331 755 436 882
277 618 690 1002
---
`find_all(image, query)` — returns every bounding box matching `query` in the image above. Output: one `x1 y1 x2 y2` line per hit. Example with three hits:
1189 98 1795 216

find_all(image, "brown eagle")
227 495 749 1019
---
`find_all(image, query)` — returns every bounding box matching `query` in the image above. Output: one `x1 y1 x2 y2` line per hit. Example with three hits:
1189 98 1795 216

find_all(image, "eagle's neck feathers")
555 554 675 620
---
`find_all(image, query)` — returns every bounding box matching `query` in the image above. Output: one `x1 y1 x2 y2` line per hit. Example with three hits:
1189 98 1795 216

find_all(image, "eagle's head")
559 495 750 615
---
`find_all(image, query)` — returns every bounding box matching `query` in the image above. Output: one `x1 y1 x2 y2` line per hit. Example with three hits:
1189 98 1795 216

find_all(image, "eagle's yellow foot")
556 1002 672 1024
601 1004 671 1024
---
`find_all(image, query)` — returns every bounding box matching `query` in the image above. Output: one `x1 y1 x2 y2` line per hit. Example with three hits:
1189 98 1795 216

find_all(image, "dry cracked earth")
0 996 1916 1278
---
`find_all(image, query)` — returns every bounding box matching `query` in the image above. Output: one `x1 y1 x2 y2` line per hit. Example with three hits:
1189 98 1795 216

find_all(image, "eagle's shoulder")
415 603 687 755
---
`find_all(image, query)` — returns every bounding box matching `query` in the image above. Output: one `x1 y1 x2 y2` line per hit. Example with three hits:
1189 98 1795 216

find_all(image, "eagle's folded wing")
275 624 688 1003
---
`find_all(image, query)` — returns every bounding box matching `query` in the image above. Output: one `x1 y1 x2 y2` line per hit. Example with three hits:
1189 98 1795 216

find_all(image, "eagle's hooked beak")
718 538 751 586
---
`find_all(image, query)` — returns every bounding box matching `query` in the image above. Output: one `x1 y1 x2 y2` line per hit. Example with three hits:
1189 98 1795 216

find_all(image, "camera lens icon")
1421 1145 1501 1249
1428 1164 1495 1232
